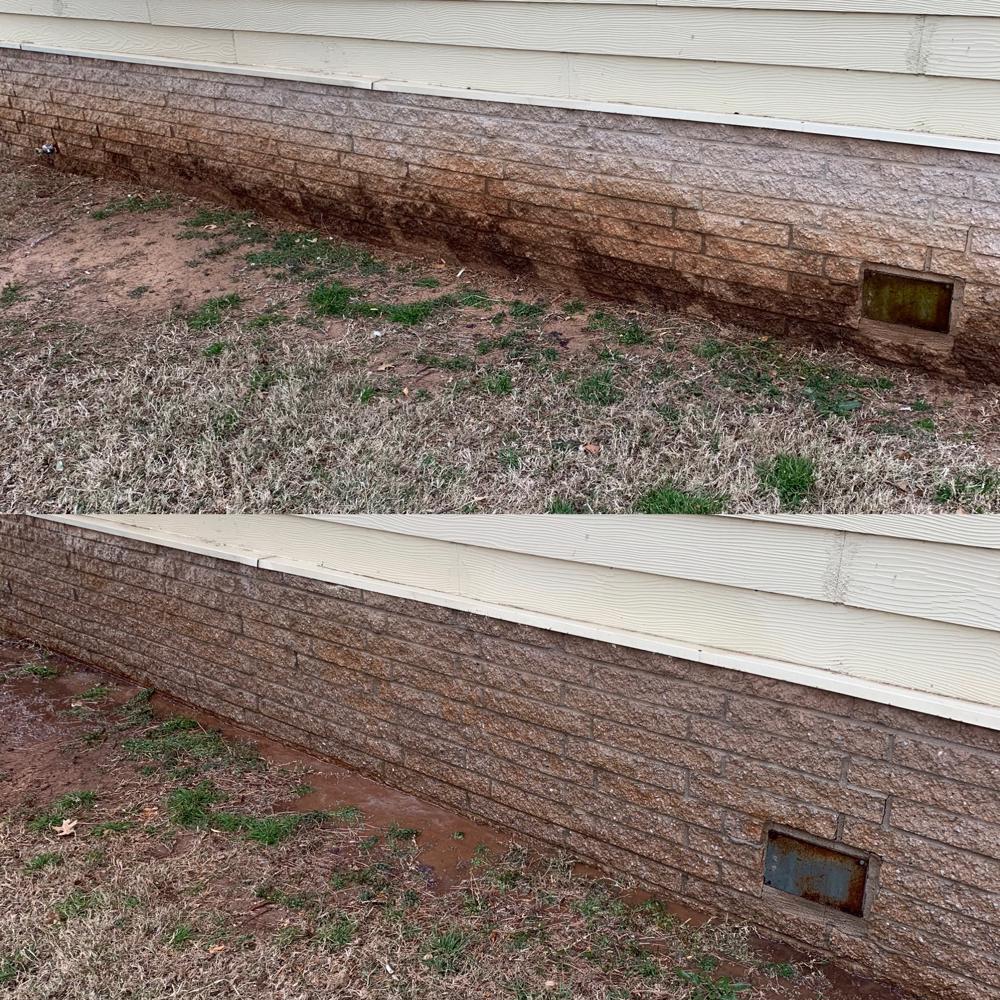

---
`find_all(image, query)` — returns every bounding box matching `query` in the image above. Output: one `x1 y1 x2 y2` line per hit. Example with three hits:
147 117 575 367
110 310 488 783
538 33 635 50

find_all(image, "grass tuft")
422 927 471 974
187 294 242 332
92 194 171 220
758 453 816 511
634 485 727 515
28 791 97 833
1 282 26 308
587 310 648 346
248 231 385 279
24 851 63 873
577 369 623 406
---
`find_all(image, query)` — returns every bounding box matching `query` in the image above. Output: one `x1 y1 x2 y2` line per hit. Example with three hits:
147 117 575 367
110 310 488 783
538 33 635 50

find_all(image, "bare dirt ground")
0 635 910 1000
1 160 998 513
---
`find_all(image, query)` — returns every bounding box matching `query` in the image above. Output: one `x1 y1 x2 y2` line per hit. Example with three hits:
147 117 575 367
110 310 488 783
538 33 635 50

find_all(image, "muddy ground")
1 161 999 513
0 636 911 1000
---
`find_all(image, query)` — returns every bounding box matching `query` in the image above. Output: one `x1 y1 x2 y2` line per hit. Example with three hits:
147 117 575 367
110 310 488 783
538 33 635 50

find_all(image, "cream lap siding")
1 2 1000 143
42 514 1000 729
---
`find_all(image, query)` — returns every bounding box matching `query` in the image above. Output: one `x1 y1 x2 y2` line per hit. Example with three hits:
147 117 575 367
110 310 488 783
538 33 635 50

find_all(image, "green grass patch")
91 820 135 838
934 467 1000 510
203 340 230 358
247 230 384 279
577 369 623 406
80 684 110 701
22 662 58 678
121 716 261 775
168 924 196 950
587 310 648 345
413 277 440 288
0 951 35 985
116 688 154 728
379 298 448 325
481 370 513 396
28 791 97 833
1 282 26 308
55 890 100 921
166 781 223 826
698 337 782 399
422 927 471 974
498 447 521 469
508 300 546 321
634 485 727 515
92 193 171 220
455 289 492 309
181 208 269 255
561 299 586 316
187 294 242 332
416 352 475 372
167 781 338 846
316 914 357 951
758 454 816 511
476 332 524 356
248 308 288 330
797 362 892 418
309 281 359 317
546 499 582 513
25 851 63 873
309 283 462 325
676 968 751 999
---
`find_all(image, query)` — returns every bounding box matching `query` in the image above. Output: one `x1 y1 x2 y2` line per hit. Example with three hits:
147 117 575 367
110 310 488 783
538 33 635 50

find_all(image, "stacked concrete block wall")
1 49 1000 378
1 516 998 999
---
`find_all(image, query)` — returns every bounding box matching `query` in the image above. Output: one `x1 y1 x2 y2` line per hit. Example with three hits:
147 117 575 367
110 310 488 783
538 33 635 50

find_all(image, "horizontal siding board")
234 31 573 95
316 515 843 602
497 0 999 11
97 515 468 593
146 2 921 75
841 534 1000 633
2 6 999 138
0 1 150 18
923 17 1000 81
742 516 1000 549
568 54 1000 139
456 546 1000 706
3 0 998 18
0 14 237 62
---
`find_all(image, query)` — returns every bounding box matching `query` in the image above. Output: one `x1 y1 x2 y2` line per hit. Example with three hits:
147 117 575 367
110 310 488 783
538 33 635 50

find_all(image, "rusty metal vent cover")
862 268 954 334
763 830 870 917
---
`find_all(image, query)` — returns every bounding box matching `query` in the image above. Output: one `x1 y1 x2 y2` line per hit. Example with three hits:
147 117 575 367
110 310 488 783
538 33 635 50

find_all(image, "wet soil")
0 636 910 1000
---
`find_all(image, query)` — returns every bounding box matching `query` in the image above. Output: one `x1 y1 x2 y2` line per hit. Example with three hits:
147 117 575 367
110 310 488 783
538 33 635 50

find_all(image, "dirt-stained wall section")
2 50 1000 379
1 516 998 1000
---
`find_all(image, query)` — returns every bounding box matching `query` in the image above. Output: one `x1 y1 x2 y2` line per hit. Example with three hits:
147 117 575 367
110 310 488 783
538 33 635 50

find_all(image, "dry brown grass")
1 651 844 1000
2 162 998 513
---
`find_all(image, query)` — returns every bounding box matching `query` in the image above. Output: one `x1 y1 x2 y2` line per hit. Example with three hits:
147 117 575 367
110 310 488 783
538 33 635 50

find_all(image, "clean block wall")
1 515 998 1000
